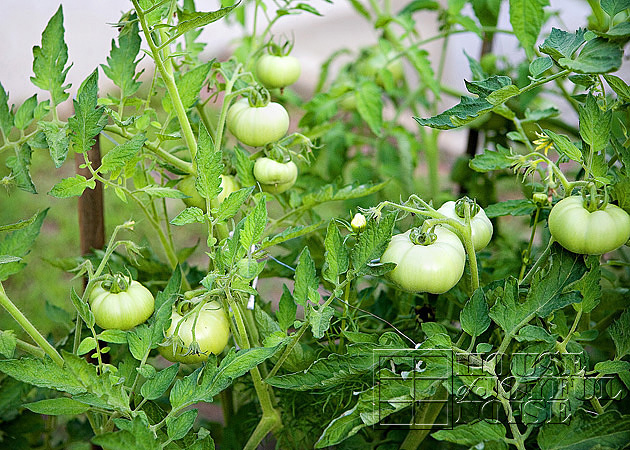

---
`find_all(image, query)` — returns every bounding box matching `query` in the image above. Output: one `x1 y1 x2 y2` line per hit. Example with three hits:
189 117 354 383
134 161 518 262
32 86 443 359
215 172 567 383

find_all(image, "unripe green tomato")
437 201 493 251
357 51 404 86
89 280 155 330
159 301 231 364
380 227 466 294
548 196 630 255
253 157 298 194
178 175 239 211
256 54 301 89
351 213 367 232
226 98 290 147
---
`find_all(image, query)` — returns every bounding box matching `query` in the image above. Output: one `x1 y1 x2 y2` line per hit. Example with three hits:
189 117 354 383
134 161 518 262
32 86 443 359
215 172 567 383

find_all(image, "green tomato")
548 196 630 255
178 174 239 211
253 157 298 194
89 279 155 330
380 227 466 294
256 54 301 89
437 200 493 251
357 51 404 86
159 301 231 364
226 98 289 147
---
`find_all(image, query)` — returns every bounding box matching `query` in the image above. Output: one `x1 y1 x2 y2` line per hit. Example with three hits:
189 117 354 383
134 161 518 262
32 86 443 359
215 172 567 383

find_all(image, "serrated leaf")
150 267 181 347
509 0 549 58
14 95 38 130
601 0 630 18
485 199 536 218
609 309 630 358
543 129 582 162
322 221 349 285
163 63 211 113
0 357 85 395
537 409 630 450
487 85 520 105
214 186 253 223
540 28 586 60
49 175 96 198
170 207 205 225
77 337 97 356
415 96 494 129
71 287 95 328
174 4 239 41
127 324 152 361
100 134 146 174
68 69 105 154
101 19 142 97
167 409 197 441
0 209 47 281
138 185 188 198
432 420 507 445
530 56 553 77
515 325 558 343
578 94 611 155
470 145 515 172
30 6 71 105
352 212 395 275
195 124 223 201
25 398 91 416
558 38 623 74
259 223 322 250
604 74 630 102
594 360 630 375
0 330 16 358
293 247 318 307
240 197 266 251
141 363 179 400
6 143 36 193
465 76 512 98
0 82 13 136
235 146 255 186
277 285 297 332
39 121 69 168
356 81 383 136
308 298 333 339
461 288 491 337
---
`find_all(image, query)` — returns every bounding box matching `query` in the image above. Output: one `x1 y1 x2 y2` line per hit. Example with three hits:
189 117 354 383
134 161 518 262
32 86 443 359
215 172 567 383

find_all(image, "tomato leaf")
25 398 91 416
195 123 224 201
600 0 630 17
100 134 146 174
30 6 71 106
167 409 198 441
240 196 267 251
7 143 36 194
351 212 395 276
150 267 181 347
0 330 16 358
163 63 211 113
558 38 623 74
322 221 349 285
432 420 507 446
259 223 322 250
49 175 96 198
141 363 180 401
461 288 491 338
68 69 105 154
0 82 13 136
355 81 383 137
485 199 536 218
578 94 612 155
93 415 159 450
509 0 549 59
415 96 494 130
101 19 142 98
14 95 38 130
0 209 47 281
609 309 630 358
0 356 84 395
542 129 582 162
293 247 318 307
277 284 297 332
39 121 70 168
170 207 205 226
214 186 254 223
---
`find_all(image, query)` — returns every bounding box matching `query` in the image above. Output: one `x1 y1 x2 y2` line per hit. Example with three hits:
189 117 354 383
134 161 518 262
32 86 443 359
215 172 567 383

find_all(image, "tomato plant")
548 195 630 255
226 98 290 147
159 300 231 364
380 226 466 294
89 276 155 330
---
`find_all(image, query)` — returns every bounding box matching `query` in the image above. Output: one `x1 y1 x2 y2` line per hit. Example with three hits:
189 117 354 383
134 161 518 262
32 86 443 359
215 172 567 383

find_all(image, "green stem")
132 0 198 159
519 236 554 286
399 386 447 450
0 283 64 367
519 207 541 281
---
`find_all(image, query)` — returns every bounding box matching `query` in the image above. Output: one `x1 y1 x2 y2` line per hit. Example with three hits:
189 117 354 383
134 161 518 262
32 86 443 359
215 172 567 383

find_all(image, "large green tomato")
226 98 289 147
256 54 301 89
437 200 493 251
253 157 298 194
89 278 155 330
380 227 466 294
548 196 630 255
159 301 230 364
178 174 239 211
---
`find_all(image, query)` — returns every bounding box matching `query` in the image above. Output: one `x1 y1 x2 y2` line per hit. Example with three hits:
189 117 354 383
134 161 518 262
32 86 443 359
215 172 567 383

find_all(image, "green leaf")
0 330 17 358
150 267 181 347
415 96 494 130
592 21 630 40
604 74 630 102
39 121 69 168
30 6 71 105
259 223 322 250
515 325 558 343
167 409 197 441
308 298 334 339
529 56 553 77
569 255 600 314
558 38 623 74
538 409 630 450
49 175 96 198
543 129 582 162
461 288 491 337
509 0 549 58
277 285 297 332
234 146 255 186
471 0 502 28
0 357 85 395
195 124 223 201
351 212 395 275
101 19 142 97
601 0 630 17
77 337 97 356
609 309 630 358
470 145 514 172
465 75 513 98
25 398 91 416
6 143 36 193
138 185 188 199
68 69 105 154
355 81 383 136
293 248 318 307
14 95 38 130
240 197 267 251
0 209 47 281
578 94 612 155
93 415 159 450
0 82 14 136
170 207 205 226
594 360 630 375
214 186 253 223
432 420 507 445
163 63 212 113
127 325 152 361
174 4 239 40
322 221 349 285
540 28 586 60
485 199 536 218
100 134 146 174
71 287 95 328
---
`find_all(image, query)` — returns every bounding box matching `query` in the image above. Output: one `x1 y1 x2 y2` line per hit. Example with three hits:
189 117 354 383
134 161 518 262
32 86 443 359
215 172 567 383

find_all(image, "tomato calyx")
265 40 295 57
580 184 609 213
409 227 437 246
246 86 271 108
454 197 481 219
101 273 130 294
